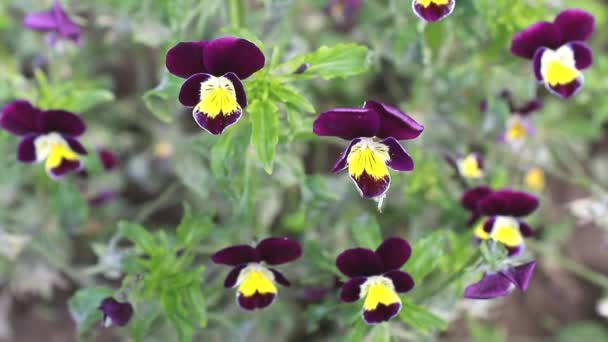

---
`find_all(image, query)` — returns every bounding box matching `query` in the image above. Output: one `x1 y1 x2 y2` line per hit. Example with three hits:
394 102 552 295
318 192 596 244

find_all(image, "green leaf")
176 203 213 248
143 72 182 123
50 182 89 233
118 221 157 255
280 43 370 80
400 298 448 334
269 82 315 114
62 88 115 113
68 287 114 337
557 321 608 342
350 214 382 249
405 231 446 284
424 20 446 59
175 142 211 199
249 99 279 174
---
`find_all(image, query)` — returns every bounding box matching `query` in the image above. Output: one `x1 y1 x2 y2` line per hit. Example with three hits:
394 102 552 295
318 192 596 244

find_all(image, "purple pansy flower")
464 261 536 299
99 297 133 327
412 0 455 23
325 0 363 32
511 9 595 98
0 100 87 179
461 185 493 226
165 36 265 135
211 237 302 311
23 0 83 46
313 101 423 208
483 91 543 147
336 237 415 325
446 152 484 180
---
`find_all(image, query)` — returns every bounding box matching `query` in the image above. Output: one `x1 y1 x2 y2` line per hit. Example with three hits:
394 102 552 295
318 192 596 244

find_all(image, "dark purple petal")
340 277 366 302
383 270 414 293
380 138 414 172
364 100 424 140
39 110 85 136
350 172 390 199
478 189 539 217
463 273 513 299
17 134 38 163
269 268 291 287
331 138 361 173
336 248 384 277
516 98 543 116
506 245 524 257
165 41 208 78
256 237 302 265
64 135 88 155
411 0 455 23
224 264 247 288
375 238 412 271
568 42 593 70
511 22 562 59
23 1 82 44
482 217 495 233
532 47 546 81
461 186 493 212
237 292 275 311
519 220 534 237
49 159 82 179
211 245 259 266
545 77 583 99
193 109 242 135
362 302 401 325
554 9 595 44
178 73 212 107
99 297 133 327
501 261 536 291
87 190 116 207
223 72 247 108
97 148 118 170
203 37 265 79
0 100 41 135
313 108 379 140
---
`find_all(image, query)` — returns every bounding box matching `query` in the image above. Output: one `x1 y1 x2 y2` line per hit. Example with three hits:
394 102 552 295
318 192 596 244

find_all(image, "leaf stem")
228 0 246 29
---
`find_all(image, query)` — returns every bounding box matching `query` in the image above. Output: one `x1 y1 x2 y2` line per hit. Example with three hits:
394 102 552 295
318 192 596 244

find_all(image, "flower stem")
419 250 482 303
228 0 246 29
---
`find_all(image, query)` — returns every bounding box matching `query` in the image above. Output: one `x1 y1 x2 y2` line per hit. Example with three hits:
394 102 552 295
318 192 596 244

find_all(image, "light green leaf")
269 82 315 114
249 99 279 174
176 203 213 247
400 298 448 334
68 287 114 337
351 214 382 249
405 231 446 284
143 72 182 123
279 43 370 80
118 221 157 255
175 143 210 199
62 89 115 113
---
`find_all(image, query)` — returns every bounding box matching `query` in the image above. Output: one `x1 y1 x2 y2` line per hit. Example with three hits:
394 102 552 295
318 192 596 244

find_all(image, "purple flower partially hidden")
99 297 133 327
412 0 455 23
23 0 83 46
464 261 537 299
325 0 363 32
460 186 493 226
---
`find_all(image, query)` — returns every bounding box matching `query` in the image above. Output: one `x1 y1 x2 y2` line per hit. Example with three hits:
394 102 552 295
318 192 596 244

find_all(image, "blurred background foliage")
1 0 608 341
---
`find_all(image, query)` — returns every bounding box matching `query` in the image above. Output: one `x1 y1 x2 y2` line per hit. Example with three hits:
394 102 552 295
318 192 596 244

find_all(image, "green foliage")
143 73 183 123
278 43 370 80
249 98 280 173
557 321 608 342
400 298 448 334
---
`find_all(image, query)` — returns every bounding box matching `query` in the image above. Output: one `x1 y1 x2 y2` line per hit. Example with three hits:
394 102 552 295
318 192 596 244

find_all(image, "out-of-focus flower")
22 0 83 46
153 141 174 160
596 297 608 319
99 297 133 327
165 37 265 135
524 167 545 192
336 237 414 324
511 9 595 98
412 0 455 23
0 100 87 179
464 261 536 299
211 237 302 311
568 197 608 229
461 185 493 226
447 153 484 180
97 148 118 171
87 190 117 207
313 101 423 209
476 189 539 256
0 229 30 261
324 0 363 32
484 91 543 147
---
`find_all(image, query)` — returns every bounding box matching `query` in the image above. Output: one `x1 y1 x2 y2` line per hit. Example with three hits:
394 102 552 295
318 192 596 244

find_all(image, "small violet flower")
99 297 134 327
483 91 543 147
412 0 455 23
464 261 536 299
325 0 363 32
0 100 87 179
211 237 302 311
313 101 423 209
23 0 83 46
511 9 595 98
165 37 265 135
337 238 414 325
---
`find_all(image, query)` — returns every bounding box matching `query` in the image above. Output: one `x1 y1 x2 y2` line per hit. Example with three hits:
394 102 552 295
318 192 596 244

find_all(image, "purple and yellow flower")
313 101 423 207
447 153 484 180
464 261 536 299
461 185 493 226
211 237 302 311
412 0 455 23
165 37 265 135
483 91 542 147
336 237 414 324
475 189 539 256
99 297 133 327
325 0 363 32
511 9 595 98
23 0 83 46
524 167 545 192
0 100 87 179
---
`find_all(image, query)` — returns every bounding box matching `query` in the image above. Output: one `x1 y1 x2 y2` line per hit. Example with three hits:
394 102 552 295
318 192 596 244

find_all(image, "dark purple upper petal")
463 272 513 299
99 297 133 327
256 237 302 265
364 101 424 140
269 268 291 287
313 108 379 140
383 270 414 293
460 186 493 212
340 276 366 302
478 189 539 217
0 100 41 135
511 22 562 59
39 110 85 136
375 237 412 271
331 138 361 173
165 41 209 79
211 245 259 266
568 41 593 70
501 261 536 291
553 9 595 44
178 73 212 107
203 37 265 79
380 138 414 172
17 134 39 163
224 264 247 288
516 98 543 116
336 248 384 277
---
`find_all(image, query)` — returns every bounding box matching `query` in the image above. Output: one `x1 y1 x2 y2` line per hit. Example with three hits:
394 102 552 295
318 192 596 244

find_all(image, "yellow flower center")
525 167 545 192
506 117 527 142
541 46 580 86
347 139 390 180
236 264 277 297
194 76 240 118
417 0 450 7
458 154 483 179
361 276 401 311
490 216 523 247
34 132 80 172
